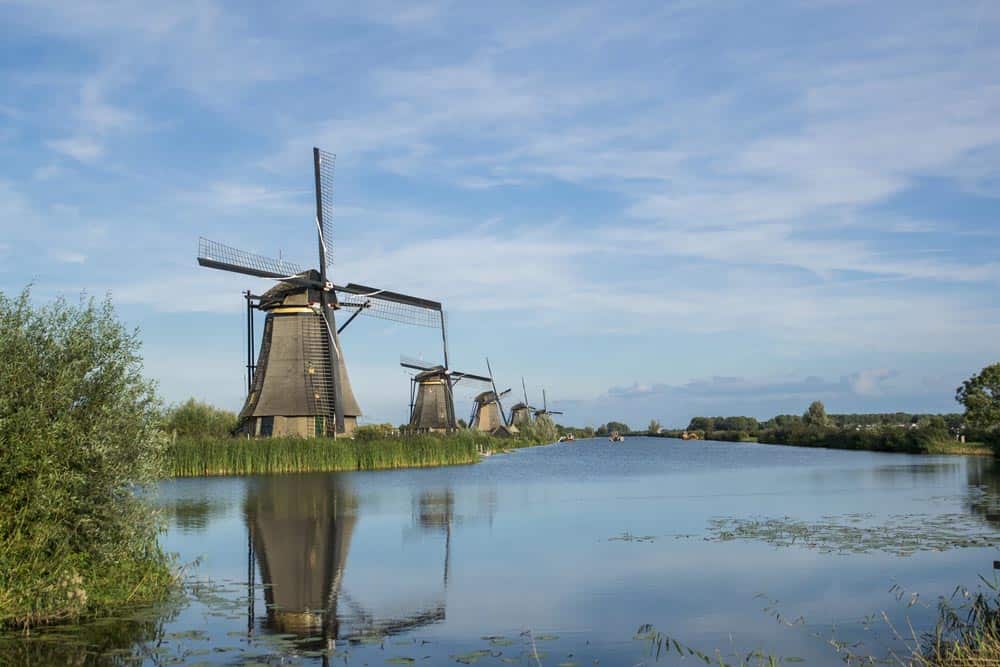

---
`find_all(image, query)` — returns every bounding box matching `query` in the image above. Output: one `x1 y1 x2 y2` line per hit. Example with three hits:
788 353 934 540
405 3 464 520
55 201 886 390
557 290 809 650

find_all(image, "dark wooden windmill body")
509 377 536 426
401 357 491 432
469 359 516 436
197 148 446 437
533 388 564 422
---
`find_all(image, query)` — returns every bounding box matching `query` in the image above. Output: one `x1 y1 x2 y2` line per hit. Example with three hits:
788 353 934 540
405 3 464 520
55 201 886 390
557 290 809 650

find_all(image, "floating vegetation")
608 530 657 543
704 512 1000 556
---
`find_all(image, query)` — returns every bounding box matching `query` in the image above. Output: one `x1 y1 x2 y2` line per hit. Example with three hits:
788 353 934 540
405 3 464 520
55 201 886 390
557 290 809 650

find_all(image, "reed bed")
166 431 501 477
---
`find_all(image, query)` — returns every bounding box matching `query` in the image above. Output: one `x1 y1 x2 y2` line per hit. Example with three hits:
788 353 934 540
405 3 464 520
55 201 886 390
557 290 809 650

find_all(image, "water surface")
8 438 1000 665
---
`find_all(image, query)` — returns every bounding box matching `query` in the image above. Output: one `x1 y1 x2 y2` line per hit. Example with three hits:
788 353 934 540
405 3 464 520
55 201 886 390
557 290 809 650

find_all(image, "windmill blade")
485 357 508 426
450 370 493 384
197 237 307 281
400 355 438 372
336 283 442 328
314 147 337 268
547 411 564 416
497 388 512 398
522 377 529 405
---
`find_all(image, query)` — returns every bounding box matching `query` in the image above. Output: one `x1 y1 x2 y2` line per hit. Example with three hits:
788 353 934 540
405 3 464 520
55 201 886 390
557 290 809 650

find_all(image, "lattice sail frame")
337 292 442 328
198 237 304 279
316 149 336 268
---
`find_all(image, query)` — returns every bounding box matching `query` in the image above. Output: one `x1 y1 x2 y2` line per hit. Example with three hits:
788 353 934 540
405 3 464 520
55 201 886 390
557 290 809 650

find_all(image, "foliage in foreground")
0 288 173 629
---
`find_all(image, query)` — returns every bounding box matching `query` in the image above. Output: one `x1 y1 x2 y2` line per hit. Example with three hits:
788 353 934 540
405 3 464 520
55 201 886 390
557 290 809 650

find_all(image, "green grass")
166 430 532 477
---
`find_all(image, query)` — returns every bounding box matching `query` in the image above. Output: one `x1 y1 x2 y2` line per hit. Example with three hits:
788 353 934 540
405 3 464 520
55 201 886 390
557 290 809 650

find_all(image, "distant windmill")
197 147 447 437
533 389 564 421
508 377 536 426
470 358 515 435
400 356 492 432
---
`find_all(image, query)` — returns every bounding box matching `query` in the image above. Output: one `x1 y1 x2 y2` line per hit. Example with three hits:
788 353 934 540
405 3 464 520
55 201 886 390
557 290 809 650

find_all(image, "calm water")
8 438 1000 665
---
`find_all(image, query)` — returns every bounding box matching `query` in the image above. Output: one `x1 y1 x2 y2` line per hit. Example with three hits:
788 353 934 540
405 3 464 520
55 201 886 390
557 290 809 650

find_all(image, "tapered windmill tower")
533 389 564 421
401 356 492 432
197 147 447 437
469 359 516 435
508 377 536 427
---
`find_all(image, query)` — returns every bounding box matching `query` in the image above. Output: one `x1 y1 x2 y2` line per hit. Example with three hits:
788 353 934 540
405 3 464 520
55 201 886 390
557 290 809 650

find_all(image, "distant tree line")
660 363 1000 455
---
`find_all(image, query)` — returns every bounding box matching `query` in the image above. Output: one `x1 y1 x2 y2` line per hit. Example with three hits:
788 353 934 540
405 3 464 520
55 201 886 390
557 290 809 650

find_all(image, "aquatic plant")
704 512 1000 556
911 577 1000 666
166 430 502 477
0 288 173 629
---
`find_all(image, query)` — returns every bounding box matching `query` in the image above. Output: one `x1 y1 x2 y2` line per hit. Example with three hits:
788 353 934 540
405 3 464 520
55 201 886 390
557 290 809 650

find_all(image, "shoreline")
647 431 992 456
164 432 551 477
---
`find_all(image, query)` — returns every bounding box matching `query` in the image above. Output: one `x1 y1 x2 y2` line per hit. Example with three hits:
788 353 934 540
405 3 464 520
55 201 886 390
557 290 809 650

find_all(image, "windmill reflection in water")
243 475 452 655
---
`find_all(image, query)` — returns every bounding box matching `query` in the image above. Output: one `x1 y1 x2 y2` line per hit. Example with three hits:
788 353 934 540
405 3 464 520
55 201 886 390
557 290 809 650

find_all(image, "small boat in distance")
609 431 624 443
558 434 576 442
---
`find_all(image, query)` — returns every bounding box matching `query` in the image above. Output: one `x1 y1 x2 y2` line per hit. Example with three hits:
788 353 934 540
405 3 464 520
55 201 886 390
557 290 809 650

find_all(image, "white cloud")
847 368 897 396
50 250 87 264
47 136 104 162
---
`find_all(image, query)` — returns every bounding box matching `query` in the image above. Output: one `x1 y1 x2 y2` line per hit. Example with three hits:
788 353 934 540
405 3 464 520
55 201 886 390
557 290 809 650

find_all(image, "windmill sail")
315 148 337 268
198 237 305 281
196 147 447 437
337 284 442 328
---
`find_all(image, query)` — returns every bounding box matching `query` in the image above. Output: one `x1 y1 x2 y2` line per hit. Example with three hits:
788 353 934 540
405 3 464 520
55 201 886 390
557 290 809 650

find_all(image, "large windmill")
400 356 492 432
469 359 515 435
197 147 446 437
508 377 536 427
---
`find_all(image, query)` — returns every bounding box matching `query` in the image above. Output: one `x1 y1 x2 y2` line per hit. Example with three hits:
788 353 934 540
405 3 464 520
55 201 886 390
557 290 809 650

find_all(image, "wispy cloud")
1 1 998 419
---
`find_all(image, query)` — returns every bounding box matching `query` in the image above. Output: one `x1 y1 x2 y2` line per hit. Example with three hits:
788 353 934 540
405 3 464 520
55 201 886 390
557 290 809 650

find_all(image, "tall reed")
166 431 500 477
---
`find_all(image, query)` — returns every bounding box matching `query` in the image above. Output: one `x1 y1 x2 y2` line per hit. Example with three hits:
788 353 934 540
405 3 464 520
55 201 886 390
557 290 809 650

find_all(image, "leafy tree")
606 421 631 434
803 400 830 428
957 363 1000 431
688 416 714 431
163 398 238 438
0 288 171 627
648 419 662 434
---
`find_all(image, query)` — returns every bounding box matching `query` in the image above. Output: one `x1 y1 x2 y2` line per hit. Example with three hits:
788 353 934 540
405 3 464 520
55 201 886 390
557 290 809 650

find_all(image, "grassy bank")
165 430 542 477
757 425 991 455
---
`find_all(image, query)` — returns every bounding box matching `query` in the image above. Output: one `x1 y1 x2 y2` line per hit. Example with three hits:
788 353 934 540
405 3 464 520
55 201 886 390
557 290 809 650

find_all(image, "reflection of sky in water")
22 439 1000 664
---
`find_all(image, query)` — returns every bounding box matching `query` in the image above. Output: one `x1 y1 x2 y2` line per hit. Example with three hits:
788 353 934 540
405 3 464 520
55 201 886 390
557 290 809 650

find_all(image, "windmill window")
315 416 325 437
260 416 274 437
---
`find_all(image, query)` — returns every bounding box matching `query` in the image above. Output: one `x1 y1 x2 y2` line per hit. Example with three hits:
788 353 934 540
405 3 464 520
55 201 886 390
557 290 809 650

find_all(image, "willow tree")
0 288 172 628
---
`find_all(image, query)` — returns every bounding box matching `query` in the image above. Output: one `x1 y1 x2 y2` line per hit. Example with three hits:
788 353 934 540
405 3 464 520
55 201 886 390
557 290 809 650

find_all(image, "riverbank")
649 429 992 455
165 431 546 477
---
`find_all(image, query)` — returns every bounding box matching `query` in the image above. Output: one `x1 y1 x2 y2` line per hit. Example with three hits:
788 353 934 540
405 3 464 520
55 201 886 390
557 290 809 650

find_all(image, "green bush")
354 422 399 442
162 398 238 438
758 423 951 454
516 414 559 445
0 288 173 628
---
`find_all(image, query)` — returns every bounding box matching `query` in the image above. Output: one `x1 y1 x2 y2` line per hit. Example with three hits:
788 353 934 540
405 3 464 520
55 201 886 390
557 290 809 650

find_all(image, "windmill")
197 147 447 437
508 377 536 426
533 389 564 422
469 358 515 435
400 356 492 432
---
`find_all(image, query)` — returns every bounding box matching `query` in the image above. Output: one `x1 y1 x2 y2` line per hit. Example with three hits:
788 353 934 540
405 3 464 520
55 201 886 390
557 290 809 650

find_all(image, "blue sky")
1 1 998 428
